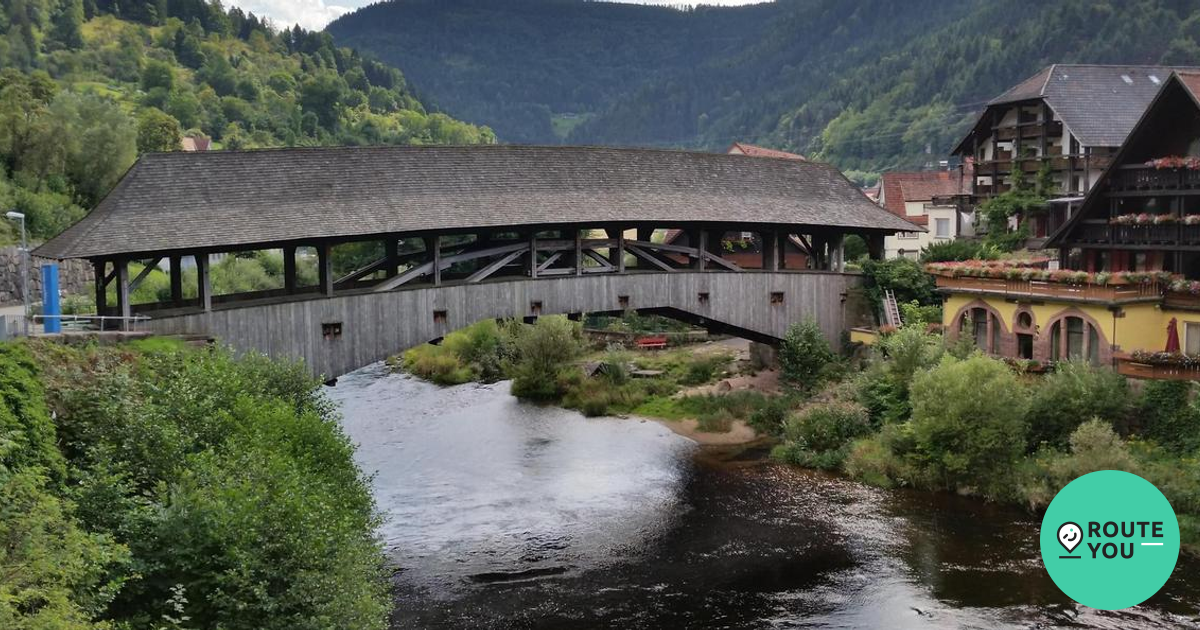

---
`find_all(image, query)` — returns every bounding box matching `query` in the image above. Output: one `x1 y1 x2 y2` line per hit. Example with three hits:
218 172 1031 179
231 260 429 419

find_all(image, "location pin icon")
1058 522 1082 554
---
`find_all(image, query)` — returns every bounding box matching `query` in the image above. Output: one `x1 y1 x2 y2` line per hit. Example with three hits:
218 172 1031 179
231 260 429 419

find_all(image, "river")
328 364 1200 629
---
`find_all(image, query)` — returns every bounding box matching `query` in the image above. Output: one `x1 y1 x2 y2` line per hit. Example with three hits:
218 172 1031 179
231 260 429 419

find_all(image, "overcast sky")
226 1 767 31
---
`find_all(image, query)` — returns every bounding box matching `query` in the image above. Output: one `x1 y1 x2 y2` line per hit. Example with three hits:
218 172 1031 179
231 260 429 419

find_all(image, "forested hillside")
329 0 1200 182
0 0 493 245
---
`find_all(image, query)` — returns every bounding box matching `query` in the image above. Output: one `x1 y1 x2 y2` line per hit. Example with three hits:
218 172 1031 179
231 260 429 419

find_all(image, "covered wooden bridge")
35 145 919 378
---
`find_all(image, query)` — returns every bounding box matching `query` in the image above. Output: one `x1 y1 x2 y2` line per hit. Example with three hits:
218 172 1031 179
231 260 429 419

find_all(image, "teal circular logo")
1040 470 1180 610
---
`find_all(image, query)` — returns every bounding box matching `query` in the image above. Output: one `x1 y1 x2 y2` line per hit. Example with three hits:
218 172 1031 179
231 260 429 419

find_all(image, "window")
1050 316 1103 364
698 292 710 305
1016 334 1032 359
618 295 630 309
530 301 543 315
935 218 950 238
1187 322 1200 355
770 291 785 305
321 322 342 340
433 310 447 324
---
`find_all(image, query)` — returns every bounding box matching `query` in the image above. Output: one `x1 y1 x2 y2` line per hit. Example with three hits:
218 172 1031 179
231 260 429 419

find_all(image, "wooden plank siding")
144 271 860 380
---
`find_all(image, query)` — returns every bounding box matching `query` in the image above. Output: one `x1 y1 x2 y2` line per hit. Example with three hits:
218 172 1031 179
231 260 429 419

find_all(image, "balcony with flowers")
1109 156 1200 192
926 259 1172 303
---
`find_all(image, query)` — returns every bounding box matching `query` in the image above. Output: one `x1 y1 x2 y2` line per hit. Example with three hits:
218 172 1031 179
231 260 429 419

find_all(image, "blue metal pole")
41 263 61 334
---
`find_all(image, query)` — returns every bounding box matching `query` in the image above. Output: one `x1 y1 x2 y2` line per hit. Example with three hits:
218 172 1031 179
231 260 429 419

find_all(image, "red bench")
636 336 668 350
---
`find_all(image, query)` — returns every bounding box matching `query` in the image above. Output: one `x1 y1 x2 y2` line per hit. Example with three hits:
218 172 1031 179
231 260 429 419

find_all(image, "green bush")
747 395 795 437
28 342 392 630
1021 419 1140 508
775 401 872 470
779 319 834 391
859 257 939 315
679 354 730 386
510 316 583 401
401 344 474 385
0 343 128 629
919 240 1000 263
1138 380 1200 453
1026 360 1129 450
908 355 1029 499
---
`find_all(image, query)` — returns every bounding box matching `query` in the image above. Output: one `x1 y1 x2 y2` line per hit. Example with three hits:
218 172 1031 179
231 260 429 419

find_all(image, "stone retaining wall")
0 247 94 306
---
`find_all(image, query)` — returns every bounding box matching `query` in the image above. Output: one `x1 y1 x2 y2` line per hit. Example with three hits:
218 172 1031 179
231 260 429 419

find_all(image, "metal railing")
0 314 152 340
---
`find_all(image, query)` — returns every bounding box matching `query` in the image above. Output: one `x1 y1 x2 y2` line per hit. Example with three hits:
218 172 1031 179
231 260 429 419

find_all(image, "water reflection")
329 365 1200 629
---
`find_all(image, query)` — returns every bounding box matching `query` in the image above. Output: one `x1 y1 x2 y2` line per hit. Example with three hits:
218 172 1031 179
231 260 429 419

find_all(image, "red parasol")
1166 317 1181 354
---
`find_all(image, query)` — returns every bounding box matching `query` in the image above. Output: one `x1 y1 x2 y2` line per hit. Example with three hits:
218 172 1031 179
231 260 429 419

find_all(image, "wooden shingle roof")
36 145 919 260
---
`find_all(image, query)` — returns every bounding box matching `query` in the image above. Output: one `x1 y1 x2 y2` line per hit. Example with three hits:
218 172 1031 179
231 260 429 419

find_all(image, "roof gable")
1047 72 1200 248
727 142 807 160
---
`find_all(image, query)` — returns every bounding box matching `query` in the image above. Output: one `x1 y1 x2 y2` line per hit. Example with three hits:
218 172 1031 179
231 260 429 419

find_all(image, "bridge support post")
867 233 885 260
574 229 583 276
169 255 183 304
197 254 211 312
692 229 707 270
384 240 398 278
635 227 654 269
528 234 538 279
318 244 334 297
425 236 442 286
762 230 779 271
605 228 625 273
283 246 297 294
830 234 845 272
115 259 130 331
93 260 108 320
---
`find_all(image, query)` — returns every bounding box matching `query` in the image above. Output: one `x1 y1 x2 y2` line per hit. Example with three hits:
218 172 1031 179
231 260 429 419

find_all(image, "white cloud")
226 0 353 31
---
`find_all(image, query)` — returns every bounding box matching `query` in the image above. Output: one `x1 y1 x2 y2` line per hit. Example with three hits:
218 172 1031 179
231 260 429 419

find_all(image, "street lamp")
5 211 28 336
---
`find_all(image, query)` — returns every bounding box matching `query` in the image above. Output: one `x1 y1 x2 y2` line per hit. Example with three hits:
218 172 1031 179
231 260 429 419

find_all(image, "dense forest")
0 0 493 245
329 0 1200 182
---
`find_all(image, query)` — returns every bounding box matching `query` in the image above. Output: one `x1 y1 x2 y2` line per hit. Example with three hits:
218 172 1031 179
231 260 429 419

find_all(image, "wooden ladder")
883 289 903 328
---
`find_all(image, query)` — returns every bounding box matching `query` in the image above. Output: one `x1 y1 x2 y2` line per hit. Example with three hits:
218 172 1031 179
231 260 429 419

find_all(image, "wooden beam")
762 230 779 271
283 246 297 293
373 261 433 292
128 257 163 293
529 234 538 279
625 244 675 271
693 229 707 270
335 255 389 286
466 248 527 283
93 260 108 317
701 249 741 271
116 260 130 330
574 230 583 276
169 255 183 303
582 249 615 271
384 240 399 278
318 243 334 297
537 252 563 273
197 254 211 312
425 236 442 286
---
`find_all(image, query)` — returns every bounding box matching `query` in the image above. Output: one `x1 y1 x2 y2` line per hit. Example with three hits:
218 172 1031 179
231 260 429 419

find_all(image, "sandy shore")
651 417 761 445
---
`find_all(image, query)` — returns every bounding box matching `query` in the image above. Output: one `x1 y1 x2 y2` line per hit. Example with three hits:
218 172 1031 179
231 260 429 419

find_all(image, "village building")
951 64 1193 243
935 70 1200 380
878 169 974 259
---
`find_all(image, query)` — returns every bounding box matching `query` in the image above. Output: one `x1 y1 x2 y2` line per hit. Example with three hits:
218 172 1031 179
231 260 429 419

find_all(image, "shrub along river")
328 364 1200 629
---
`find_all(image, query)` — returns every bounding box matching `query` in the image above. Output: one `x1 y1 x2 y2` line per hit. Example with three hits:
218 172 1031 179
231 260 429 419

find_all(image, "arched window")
959 305 1003 354
1048 316 1103 364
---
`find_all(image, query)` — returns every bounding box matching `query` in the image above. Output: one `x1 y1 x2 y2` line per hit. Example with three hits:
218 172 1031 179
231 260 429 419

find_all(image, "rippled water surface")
329 365 1200 629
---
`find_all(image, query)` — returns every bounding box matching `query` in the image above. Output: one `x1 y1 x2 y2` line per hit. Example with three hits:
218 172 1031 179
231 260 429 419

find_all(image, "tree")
137 107 181 153
909 355 1029 498
299 73 345 129
47 0 85 51
779 318 834 391
140 58 174 92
